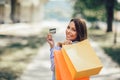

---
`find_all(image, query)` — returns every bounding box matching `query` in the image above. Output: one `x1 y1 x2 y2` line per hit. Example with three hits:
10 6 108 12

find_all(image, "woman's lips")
66 34 71 38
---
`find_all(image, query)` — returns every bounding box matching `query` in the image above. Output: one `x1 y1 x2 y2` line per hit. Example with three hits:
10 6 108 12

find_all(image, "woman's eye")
72 28 76 32
67 26 70 29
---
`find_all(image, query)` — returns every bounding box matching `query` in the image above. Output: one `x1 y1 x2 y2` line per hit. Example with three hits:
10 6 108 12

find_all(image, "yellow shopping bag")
61 39 103 78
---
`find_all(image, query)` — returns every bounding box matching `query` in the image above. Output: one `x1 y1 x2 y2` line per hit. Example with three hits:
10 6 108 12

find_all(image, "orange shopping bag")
54 50 89 80
61 39 103 78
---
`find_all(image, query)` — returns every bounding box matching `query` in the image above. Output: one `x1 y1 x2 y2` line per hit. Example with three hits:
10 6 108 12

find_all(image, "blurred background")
0 0 120 80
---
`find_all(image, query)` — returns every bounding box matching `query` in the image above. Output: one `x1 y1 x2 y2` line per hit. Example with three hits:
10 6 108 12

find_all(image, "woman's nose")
67 29 71 33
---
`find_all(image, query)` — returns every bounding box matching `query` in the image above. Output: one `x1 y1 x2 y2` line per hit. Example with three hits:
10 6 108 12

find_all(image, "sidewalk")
17 43 52 80
90 40 120 80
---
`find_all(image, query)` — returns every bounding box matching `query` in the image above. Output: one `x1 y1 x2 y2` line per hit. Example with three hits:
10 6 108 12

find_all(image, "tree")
73 0 117 32
105 0 115 32
10 0 16 22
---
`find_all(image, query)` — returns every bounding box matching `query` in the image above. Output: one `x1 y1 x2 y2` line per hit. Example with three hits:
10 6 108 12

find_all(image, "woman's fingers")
46 33 54 48
64 40 72 45
47 33 52 41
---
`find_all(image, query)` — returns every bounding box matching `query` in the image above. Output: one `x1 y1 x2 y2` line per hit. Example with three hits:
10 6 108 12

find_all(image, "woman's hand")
46 33 54 48
63 40 72 45
57 40 72 47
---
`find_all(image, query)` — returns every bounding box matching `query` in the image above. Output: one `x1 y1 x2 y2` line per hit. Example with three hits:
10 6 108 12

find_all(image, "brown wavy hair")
70 18 87 42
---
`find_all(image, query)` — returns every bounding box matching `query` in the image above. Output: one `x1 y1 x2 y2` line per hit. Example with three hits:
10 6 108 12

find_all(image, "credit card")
49 28 56 34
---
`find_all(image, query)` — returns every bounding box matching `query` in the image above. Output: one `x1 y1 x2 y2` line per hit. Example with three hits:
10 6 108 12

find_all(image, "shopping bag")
61 39 103 78
54 50 61 80
54 50 89 80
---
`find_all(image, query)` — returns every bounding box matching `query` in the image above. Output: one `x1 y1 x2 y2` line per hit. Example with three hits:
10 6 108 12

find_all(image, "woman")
47 18 88 80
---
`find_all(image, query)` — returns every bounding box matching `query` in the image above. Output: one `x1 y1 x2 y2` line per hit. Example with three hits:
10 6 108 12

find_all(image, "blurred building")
0 0 48 24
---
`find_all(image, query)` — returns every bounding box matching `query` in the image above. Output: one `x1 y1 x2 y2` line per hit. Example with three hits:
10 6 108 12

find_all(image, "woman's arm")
47 33 61 71
50 46 61 71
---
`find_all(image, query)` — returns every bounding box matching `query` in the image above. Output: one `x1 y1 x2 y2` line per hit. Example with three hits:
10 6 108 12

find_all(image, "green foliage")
115 2 120 10
103 46 120 65
0 71 15 80
80 0 104 9
73 0 119 32
73 0 106 21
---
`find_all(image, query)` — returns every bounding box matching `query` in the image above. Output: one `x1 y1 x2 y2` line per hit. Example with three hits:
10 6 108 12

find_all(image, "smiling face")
65 21 77 41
